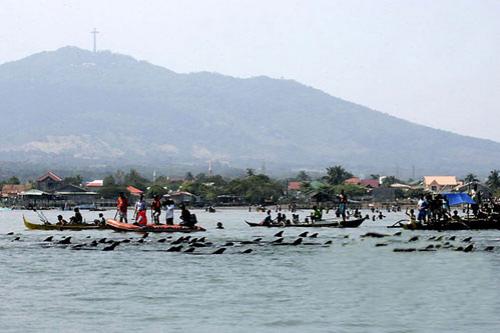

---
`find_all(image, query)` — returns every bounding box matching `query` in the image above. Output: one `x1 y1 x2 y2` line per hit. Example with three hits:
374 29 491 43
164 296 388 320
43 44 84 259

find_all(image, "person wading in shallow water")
134 194 148 226
117 192 129 223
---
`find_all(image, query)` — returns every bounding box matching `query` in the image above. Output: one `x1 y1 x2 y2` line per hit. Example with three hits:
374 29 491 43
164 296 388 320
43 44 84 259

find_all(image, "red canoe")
106 219 206 233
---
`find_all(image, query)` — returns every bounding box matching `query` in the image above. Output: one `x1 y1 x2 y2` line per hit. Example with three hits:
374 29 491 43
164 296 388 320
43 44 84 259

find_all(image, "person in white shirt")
163 199 175 225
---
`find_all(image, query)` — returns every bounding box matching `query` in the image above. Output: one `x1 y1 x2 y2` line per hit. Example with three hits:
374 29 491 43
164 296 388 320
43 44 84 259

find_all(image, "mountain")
0 46 499 177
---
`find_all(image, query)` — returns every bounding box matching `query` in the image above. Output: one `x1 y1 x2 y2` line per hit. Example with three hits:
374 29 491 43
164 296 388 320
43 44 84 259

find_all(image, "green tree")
184 172 194 181
370 174 380 180
464 173 479 184
486 170 500 190
6 176 20 185
296 170 310 181
323 165 353 185
103 175 116 186
381 176 400 187
125 169 149 189
98 184 127 199
63 175 83 186
146 185 169 198
246 168 255 177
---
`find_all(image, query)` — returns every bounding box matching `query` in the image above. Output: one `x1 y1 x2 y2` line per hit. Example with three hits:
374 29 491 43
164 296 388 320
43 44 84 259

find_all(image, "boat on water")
106 219 206 233
245 217 366 228
390 218 500 231
23 216 106 231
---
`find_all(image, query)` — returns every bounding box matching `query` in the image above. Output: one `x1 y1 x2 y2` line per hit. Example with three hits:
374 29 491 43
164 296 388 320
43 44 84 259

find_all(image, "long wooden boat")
390 218 500 231
106 219 206 233
23 216 106 231
245 217 366 228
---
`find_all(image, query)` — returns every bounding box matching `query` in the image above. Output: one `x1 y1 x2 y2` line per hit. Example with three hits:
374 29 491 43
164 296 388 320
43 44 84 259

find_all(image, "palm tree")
486 170 500 190
323 165 353 185
464 173 479 184
296 170 311 181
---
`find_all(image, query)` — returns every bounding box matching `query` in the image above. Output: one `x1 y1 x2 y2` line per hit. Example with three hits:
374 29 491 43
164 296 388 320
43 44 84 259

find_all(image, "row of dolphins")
4 229 498 254
3 230 334 255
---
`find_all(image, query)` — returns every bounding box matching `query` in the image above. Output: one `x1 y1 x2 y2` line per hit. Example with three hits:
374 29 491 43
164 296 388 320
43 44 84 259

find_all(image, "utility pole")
91 28 99 53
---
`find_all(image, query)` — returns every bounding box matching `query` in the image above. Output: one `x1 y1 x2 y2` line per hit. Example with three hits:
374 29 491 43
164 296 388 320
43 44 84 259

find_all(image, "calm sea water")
0 208 499 333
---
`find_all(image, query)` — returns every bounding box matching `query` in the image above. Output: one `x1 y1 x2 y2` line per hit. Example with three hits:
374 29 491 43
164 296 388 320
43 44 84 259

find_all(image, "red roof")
288 181 302 191
344 177 361 185
127 186 144 196
359 179 380 188
86 180 103 187
37 171 62 182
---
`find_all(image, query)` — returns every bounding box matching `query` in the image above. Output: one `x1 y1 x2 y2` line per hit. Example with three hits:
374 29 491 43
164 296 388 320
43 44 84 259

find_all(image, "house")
344 177 379 188
164 191 198 205
359 179 380 188
85 179 104 188
287 181 302 191
1 184 32 198
36 171 63 192
344 177 361 185
127 186 144 197
424 176 461 192
55 184 98 204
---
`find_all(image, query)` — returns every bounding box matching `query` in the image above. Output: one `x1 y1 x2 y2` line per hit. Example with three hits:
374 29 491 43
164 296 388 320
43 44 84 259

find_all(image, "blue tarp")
442 192 475 206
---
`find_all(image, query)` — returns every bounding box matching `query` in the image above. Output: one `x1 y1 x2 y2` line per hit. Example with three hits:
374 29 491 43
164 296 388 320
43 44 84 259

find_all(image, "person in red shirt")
151 195 162 225
117 192 129 223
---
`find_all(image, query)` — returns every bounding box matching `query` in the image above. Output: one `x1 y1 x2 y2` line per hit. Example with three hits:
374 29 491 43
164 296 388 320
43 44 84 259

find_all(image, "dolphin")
241 248 253 254
157 238 167 243
298 231 308 237
58 237 72 245
272 238 284 244
462 237 472 242
102 242 120 251
324 240 333 245
408 236 419 242
274 231 284 237
309 233 319 238
463 244 474 252
212 248 226 254
184 247 195 253
43 236 53 242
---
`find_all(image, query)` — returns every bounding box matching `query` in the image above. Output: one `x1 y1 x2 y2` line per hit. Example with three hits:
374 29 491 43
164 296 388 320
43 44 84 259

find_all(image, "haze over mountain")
0 46 499 177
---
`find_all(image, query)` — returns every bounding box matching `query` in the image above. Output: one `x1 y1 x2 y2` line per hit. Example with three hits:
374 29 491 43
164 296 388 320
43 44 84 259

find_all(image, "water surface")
1 208 499 332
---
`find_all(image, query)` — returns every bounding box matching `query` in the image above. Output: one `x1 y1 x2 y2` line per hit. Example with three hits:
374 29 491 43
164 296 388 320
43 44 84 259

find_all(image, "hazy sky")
1 0 499 141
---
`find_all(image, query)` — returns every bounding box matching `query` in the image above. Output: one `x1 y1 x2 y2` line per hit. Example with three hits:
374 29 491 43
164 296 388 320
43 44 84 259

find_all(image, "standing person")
151 195 162 225
163 199 175 225
134 194 148 225
337 190 348 221
416 195 427 223
117 192 129 223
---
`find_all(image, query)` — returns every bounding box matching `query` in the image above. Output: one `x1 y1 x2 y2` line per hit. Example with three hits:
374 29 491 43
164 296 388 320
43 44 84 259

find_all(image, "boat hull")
23 216 105 231
105 219 206 233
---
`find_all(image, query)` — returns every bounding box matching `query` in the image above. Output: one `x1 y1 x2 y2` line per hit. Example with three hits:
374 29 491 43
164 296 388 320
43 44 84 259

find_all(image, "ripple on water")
1 209 500 332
